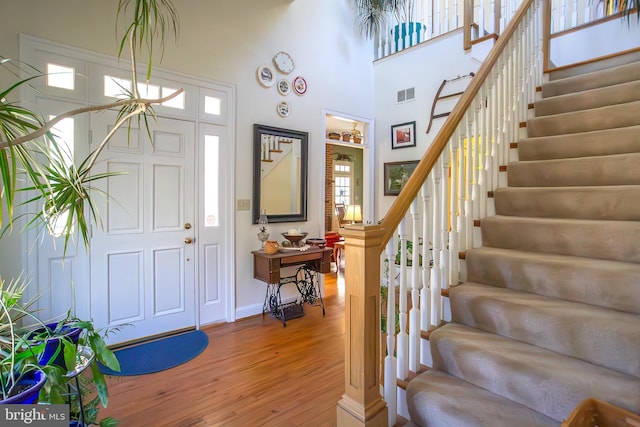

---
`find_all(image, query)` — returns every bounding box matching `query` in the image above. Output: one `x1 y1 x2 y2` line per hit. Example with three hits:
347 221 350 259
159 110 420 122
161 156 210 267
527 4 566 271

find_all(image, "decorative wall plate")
273 51 295 74
256 64 275 87
277 101 290 117
293 76 307 95
277 79 290 96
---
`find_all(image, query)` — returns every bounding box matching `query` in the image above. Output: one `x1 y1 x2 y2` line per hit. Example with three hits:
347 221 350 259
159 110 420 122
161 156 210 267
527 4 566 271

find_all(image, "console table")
252 247 332 326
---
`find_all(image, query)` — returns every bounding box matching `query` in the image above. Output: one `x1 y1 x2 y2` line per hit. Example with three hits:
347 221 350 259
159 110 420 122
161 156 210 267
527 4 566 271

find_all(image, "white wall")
0 0 375 318
373 29 491 219
550 16 640 66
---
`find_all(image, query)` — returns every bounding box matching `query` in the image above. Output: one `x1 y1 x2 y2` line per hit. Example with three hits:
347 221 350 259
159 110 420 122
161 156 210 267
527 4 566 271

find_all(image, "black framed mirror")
253 124 308 224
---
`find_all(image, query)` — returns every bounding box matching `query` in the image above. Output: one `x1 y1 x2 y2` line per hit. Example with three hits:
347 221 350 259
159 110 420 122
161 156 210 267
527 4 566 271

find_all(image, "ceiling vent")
397 87 415 103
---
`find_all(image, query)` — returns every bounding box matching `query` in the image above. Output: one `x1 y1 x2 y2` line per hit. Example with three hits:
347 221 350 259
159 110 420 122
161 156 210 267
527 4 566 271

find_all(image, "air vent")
397 87 415 103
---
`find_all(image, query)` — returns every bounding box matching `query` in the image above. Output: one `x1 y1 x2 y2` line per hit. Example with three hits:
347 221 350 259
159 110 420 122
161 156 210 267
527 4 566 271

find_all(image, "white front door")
90 113 196 344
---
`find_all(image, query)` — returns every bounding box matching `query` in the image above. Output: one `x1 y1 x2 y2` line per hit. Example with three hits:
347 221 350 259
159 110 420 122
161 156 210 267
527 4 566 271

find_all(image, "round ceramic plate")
293 76 307 95
256 64 275 87
273 51 295 74
277 78 290 96
277 101 290 117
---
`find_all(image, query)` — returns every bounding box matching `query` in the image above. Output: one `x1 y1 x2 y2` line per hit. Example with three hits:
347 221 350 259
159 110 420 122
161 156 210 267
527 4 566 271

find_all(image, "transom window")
46 63 75 90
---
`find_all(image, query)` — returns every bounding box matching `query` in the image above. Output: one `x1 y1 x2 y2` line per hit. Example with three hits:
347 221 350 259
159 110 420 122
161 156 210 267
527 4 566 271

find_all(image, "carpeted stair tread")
542 60 640 97
481 215 640 263
406 370 558 427
493 185 640 220
518 125 640 161
449 282 640 376
507 152 640 187
428 323 640 422
527 100 640 137
535 79 640 116
465 247 640 315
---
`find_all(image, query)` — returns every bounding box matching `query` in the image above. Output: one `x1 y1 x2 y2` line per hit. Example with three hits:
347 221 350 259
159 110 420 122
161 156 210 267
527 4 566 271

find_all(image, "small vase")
264 240 279 254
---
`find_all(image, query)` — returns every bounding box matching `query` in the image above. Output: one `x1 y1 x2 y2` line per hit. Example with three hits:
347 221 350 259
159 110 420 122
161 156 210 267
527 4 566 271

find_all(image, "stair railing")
336 0 544 425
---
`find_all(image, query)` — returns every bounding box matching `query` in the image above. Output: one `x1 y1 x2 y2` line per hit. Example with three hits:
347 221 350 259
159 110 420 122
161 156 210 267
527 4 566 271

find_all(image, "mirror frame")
253 124 308 224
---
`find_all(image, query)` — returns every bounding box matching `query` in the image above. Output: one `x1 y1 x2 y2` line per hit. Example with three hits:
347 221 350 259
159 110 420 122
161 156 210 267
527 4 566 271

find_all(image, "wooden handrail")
378 0 536 249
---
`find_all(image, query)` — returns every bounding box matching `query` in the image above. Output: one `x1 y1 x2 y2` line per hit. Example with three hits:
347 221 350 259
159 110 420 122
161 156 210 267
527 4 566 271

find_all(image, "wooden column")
337 224 388 427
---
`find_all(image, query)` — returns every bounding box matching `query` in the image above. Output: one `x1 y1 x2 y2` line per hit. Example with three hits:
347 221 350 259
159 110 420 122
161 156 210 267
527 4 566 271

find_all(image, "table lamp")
344 204 362 224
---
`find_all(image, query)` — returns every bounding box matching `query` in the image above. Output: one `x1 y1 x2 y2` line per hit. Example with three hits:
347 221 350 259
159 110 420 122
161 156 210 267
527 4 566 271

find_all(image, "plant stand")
65 345 95 426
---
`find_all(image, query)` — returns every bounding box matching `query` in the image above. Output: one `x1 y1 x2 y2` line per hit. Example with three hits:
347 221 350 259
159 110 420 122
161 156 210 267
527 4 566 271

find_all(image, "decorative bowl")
281 232 308 246
306 238 326 248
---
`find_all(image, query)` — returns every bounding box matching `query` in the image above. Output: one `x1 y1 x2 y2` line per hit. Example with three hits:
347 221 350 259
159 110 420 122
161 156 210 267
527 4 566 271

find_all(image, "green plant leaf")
89 333 120 372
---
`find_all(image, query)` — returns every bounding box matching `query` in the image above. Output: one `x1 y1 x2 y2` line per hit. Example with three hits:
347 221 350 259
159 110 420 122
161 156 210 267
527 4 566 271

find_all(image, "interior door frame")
321 108 375 234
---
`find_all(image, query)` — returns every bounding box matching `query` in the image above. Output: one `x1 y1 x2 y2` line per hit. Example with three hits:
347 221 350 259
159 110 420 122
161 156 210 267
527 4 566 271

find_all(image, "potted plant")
0 0 181 424
0 275 47 404
353 0 421 49
36 314 121 427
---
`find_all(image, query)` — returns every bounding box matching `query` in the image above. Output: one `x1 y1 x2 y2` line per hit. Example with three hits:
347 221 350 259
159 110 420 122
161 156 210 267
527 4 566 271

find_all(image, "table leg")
263 282 286 326
295 266 325 316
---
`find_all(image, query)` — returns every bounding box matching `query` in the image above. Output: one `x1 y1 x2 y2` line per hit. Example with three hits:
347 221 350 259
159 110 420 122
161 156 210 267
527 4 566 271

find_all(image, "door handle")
184 237 194 244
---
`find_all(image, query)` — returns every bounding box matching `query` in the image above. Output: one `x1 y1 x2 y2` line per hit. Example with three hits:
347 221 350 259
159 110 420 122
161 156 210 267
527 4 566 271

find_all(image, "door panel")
23 98 90 324
90 113 195 344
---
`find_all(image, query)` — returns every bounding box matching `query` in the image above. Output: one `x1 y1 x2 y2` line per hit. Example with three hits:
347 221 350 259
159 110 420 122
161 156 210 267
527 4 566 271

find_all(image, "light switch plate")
236 199 250 211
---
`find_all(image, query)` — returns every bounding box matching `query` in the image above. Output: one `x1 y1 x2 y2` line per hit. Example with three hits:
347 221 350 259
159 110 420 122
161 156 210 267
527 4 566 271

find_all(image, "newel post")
337 224 388 427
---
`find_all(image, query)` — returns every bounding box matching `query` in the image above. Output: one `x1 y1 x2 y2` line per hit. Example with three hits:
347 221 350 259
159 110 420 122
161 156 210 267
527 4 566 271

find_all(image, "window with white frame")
334 161 353 206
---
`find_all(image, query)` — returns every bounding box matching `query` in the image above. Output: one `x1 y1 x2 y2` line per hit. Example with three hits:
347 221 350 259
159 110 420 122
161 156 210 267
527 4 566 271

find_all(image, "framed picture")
391 121 416 150
384 160 419 196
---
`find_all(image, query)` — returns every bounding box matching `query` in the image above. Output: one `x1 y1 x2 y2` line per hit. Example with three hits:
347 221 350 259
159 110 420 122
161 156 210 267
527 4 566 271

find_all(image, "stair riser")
465 249 640 315
430 324 640 422
542 61 640 97
448 284 640 377
535 80 640 116
548 54 640 80
494 186 640 220
481 216 640 263
508 153 640 187
518 125 640 161
527 101 640 137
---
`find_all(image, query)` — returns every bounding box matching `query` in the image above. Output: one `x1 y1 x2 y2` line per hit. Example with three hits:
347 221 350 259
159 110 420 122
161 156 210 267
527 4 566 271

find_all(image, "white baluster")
409 199 421 373
451 129 462 286
384 239 397 427
420 180 431 335
430 158 442 327
397 219 409 380
445 0 451 32
453 0 459 29
440 148 450 292
469 105 478 251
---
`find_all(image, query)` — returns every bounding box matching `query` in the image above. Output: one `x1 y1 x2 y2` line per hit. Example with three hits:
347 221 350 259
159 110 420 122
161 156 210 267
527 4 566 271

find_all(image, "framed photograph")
391 121 416 150
384 160 419 196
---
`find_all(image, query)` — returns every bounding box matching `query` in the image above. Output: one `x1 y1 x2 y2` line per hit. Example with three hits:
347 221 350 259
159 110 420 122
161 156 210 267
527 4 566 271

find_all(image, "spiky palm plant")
0 0 181 255
0 1 181 423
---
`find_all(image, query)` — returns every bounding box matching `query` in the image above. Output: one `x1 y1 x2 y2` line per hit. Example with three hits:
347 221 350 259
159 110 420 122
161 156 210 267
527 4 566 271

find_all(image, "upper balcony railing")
375 0 634 61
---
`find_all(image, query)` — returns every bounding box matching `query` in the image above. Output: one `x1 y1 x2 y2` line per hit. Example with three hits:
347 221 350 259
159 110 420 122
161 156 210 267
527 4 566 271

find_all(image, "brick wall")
325 144 334 231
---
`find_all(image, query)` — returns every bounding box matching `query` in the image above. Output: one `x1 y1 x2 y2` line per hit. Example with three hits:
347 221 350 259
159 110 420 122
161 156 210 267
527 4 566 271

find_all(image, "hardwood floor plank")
102 270 345 427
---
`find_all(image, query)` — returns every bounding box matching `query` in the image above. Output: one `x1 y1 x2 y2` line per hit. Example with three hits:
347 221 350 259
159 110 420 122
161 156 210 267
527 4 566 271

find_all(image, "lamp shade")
344 204 362 223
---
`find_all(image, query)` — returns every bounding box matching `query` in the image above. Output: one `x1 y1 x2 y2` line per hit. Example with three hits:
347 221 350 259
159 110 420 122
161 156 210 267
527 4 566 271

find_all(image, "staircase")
405 54 640 426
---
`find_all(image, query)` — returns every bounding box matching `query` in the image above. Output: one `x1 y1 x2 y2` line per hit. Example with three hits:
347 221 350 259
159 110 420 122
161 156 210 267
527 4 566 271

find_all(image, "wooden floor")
101 268 347 427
